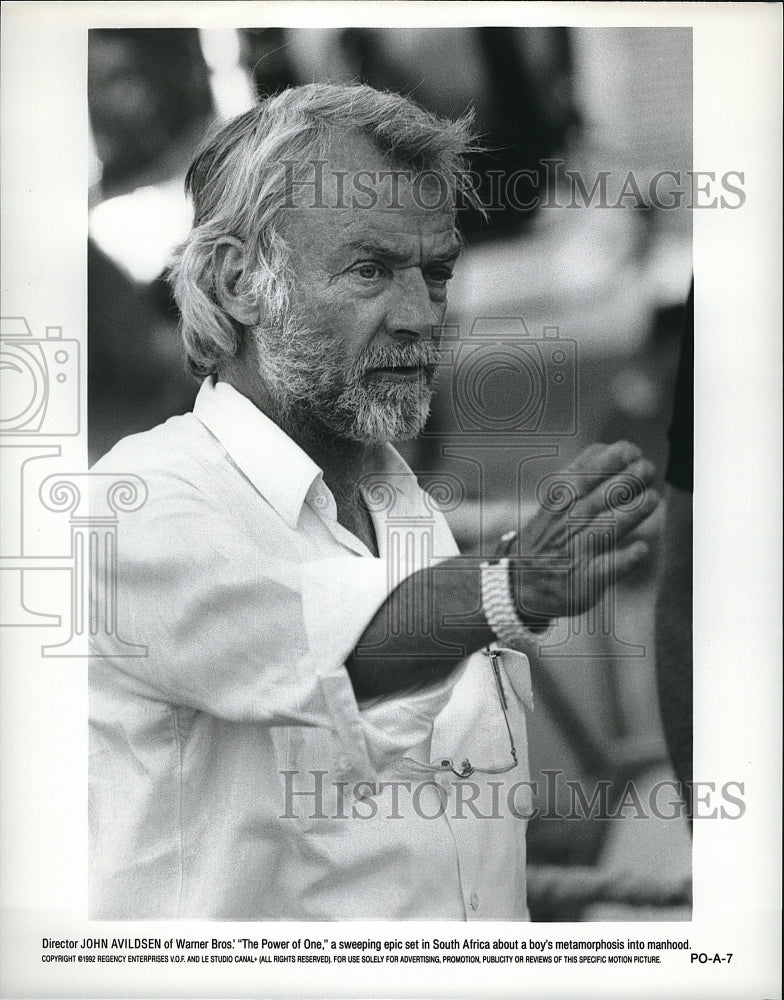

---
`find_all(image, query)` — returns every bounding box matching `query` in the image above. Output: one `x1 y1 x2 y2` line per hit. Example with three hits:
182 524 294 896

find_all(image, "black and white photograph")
0 2 781 998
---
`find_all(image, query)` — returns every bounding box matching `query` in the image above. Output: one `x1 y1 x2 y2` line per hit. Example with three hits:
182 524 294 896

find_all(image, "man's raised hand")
511 441 661 622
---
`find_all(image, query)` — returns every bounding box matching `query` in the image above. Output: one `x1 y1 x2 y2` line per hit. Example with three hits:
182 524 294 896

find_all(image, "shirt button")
313 494 328 509
470 892 479 911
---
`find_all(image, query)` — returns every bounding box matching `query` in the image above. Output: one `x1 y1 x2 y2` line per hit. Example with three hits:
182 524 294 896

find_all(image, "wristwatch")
480 543 552 650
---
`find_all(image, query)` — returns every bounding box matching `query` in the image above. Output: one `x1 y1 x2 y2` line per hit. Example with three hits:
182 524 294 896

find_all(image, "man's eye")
353 262 387 280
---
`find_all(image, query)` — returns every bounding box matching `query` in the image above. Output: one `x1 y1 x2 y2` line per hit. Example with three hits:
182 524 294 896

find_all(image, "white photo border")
0 2 781 998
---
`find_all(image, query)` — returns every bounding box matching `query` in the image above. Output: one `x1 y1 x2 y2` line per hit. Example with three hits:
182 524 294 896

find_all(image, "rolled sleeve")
299 556 393 675
300 555 468 775
92 472 382 728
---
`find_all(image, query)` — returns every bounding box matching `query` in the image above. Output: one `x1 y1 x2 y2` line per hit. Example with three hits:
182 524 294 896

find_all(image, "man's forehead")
280 200 460 265
277 130 460 260
342 202 459 238
279 128 459 217
319 129 399 176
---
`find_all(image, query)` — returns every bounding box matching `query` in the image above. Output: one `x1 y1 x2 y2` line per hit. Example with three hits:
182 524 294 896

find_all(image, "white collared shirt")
89 377 534 920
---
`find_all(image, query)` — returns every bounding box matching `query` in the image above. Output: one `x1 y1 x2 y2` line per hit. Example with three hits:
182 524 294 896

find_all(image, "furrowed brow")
348 240 412 267
343 237 462 270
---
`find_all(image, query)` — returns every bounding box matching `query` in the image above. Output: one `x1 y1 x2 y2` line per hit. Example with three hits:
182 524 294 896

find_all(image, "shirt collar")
192 377 422 533
194 376 323 529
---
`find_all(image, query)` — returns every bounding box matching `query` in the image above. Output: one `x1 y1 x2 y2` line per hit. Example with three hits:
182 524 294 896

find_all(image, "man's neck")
294 436 383 559
298 438 384 558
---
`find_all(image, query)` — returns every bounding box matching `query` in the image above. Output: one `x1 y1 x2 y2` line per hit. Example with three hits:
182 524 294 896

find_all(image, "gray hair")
169 82 481 379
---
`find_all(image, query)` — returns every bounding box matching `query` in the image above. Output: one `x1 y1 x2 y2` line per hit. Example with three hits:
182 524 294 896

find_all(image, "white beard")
253 317 440 446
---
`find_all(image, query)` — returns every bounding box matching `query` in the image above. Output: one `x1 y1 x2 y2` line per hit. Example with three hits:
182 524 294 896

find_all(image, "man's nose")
386 270 441 342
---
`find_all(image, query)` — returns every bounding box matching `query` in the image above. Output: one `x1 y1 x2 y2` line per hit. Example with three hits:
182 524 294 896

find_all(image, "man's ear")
212 237 260 326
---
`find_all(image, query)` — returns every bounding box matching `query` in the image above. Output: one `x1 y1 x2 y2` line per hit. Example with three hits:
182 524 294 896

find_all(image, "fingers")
560 442 656 513
574 487 660 563
612 486 662 541
587 539 650 597
564 440 644 478
624 494 665 548
574 457 657 521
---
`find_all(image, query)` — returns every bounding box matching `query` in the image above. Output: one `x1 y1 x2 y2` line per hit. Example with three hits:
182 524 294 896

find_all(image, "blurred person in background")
655 280 694 811
89 28 215 197
88 29 217 462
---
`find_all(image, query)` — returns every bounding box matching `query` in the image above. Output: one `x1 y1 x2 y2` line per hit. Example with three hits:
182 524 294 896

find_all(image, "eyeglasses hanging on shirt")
402 646 519 778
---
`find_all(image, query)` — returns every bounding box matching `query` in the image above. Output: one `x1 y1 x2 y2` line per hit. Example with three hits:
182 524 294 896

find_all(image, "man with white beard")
89 83 659 919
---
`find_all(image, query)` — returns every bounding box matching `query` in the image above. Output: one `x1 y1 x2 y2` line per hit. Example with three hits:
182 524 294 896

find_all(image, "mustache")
355 341 443 375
